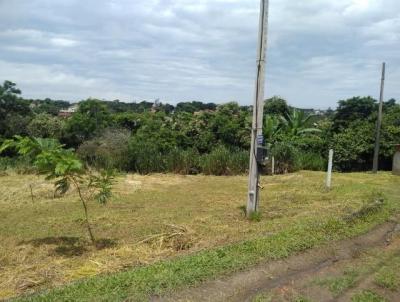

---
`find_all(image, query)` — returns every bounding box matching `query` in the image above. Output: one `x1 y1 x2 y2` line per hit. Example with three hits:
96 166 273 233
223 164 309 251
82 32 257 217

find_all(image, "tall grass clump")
227 148 248 174
77 129 130 171
0 155 37 174
128 140 166 174
271 142 299 174
0 156 11 171
295 152 326 171
200 145 248 175
165 148 200 174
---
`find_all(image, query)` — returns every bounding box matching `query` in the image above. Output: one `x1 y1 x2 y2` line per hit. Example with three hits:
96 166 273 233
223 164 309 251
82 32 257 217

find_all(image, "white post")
271 156 275 175
247 0 269 217
326 149 334 189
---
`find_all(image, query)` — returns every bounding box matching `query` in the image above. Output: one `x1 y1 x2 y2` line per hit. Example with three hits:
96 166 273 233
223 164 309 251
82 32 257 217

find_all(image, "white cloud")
50 37 78 47
0 0 399 108
0 60 132 101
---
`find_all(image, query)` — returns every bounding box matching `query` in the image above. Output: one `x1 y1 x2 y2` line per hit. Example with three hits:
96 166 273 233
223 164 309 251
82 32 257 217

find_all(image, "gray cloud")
0 0 399 108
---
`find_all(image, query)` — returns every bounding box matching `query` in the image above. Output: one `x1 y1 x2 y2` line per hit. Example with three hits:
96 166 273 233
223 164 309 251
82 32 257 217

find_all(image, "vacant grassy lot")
0 171 399 300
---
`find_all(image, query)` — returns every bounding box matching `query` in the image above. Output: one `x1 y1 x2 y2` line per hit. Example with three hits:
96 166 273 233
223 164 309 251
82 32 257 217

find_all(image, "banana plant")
280 109 321 136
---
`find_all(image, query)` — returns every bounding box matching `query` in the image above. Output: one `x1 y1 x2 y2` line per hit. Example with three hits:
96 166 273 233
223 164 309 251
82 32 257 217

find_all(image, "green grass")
310 229 400 301
375 269 399 291
316 269 359 296
293 297 313 302
374 257 400 291
251 293 273 302
13 201 397 301
351 290 387 302
1 171 399 301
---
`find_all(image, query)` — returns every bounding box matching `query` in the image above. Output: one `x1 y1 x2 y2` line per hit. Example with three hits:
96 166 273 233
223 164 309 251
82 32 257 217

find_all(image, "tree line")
1 80 399 175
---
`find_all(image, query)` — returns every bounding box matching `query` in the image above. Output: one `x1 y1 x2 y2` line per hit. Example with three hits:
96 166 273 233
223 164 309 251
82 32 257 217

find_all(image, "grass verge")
14 198 397 302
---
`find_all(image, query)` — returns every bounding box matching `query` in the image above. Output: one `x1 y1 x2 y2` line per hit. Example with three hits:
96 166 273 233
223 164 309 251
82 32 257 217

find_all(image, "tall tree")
0 81 32 137
332 96 376 131
63 99 112 147
264 96 290 116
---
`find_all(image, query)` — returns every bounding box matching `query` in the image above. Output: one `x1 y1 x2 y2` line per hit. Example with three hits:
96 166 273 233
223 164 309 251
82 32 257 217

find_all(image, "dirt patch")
153 220 400 302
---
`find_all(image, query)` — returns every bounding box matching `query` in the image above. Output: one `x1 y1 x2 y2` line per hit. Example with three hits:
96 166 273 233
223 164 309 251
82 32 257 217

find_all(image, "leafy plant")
0 136 114 245
280 109 321 136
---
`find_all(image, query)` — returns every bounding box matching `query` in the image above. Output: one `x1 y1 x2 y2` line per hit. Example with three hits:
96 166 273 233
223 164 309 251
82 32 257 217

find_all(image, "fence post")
326 149 334 190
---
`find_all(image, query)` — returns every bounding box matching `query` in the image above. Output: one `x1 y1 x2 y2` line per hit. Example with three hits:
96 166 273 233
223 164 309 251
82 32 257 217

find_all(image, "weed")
252 293 273 302
351 290 386 302
294 296 312 302
375 266 400 290
238 205 247 216
316 269 359 296
249 211 262 222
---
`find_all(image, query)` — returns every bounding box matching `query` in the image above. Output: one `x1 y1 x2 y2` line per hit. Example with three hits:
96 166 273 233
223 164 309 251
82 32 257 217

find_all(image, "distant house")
314 109 325 115
58 104 78 118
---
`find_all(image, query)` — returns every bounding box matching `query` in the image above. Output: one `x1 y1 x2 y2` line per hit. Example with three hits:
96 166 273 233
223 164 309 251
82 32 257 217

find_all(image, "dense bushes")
128 139 166 174
77 129 131 170
77 135 249 175
165 148 200 175
127 143 248 175
27 113 64 139
1 80 400 175
295 152 326 171
200 146 248 175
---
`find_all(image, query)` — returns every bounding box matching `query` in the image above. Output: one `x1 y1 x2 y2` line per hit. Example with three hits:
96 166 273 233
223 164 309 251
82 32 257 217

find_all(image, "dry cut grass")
0 171 398 299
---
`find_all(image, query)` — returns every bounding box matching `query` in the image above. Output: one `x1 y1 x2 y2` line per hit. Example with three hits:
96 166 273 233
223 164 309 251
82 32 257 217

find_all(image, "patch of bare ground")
153 219 400 302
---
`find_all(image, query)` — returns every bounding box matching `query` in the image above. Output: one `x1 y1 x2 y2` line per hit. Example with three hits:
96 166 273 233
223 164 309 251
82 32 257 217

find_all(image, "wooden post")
326 149 334 190
247 0 269 217
372 62 386 173
29 184 34 203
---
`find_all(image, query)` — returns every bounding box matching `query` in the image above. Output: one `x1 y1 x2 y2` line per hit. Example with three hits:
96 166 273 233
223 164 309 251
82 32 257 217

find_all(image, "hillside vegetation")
1 81 400 175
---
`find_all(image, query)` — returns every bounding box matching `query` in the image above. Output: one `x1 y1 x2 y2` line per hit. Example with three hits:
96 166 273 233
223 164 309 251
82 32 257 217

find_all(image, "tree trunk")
72 178 96 245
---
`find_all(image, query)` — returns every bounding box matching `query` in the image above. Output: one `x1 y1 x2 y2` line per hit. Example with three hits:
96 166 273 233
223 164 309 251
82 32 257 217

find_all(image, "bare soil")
154 219 400 302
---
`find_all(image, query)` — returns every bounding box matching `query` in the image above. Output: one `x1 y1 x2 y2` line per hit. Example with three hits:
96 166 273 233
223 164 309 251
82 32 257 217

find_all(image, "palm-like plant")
263 115 282 143
280 109 321 136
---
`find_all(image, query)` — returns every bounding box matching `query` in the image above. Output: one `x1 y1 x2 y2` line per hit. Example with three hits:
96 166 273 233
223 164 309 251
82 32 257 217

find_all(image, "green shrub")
200 146 248 175
295 152 326 171
271 141 299 174
0 157 11 171
228 149 249 174
77 129 130 171
0 156 37 174
165 148 200 174
128 139 166 174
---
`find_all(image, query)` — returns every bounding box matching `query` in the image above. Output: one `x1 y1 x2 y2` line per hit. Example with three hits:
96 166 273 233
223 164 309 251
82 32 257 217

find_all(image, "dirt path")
153 220 400 302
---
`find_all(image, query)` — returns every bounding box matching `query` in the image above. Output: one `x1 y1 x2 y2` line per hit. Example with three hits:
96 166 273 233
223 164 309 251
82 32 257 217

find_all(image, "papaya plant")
0 136 114 246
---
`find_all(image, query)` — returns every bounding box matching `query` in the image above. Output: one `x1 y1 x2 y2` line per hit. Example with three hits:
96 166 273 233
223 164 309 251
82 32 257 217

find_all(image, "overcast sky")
0 0 399 108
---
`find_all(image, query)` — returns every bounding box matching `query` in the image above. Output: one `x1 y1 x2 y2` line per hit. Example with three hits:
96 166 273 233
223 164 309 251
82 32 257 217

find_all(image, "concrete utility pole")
247 0 269 216
372 62 386 174
326 149 334 190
